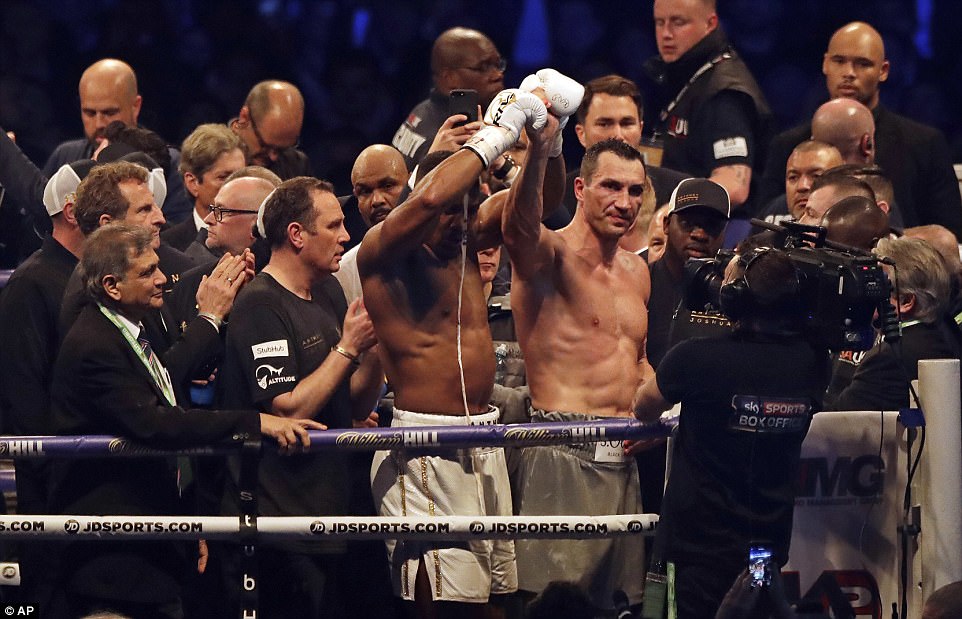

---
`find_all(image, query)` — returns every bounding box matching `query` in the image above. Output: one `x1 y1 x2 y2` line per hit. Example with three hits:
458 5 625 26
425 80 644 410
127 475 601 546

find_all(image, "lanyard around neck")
658 51 733 124
98 304 176 406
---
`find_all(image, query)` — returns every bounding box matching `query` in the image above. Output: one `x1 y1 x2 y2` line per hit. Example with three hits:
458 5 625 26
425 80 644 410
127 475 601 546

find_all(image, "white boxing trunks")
370 407 518 603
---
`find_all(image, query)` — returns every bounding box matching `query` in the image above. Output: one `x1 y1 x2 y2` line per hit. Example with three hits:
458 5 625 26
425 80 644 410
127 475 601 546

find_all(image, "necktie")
139 329 193 494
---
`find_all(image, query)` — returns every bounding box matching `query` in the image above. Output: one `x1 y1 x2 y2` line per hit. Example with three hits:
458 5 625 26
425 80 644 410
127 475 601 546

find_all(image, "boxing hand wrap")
463 90 547 167
520 69 584 158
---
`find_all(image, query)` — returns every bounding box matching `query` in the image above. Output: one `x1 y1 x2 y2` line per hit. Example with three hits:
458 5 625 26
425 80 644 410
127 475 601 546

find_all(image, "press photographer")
632 246 835 618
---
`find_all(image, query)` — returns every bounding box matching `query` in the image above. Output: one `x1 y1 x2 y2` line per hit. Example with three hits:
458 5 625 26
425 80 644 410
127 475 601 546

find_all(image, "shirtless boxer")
502 134 653 609
360 71 582 618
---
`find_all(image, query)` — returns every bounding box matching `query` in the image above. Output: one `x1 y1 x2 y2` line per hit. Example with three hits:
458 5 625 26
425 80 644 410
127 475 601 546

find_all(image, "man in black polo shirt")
217 176 380 617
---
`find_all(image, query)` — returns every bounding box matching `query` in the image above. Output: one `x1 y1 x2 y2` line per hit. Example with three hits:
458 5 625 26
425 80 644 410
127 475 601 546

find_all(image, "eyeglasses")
248 113 299 157
459 57 507 74
207 204 259 223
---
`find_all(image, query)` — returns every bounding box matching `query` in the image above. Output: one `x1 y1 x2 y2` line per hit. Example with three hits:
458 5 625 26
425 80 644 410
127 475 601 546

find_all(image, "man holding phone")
392 27 505 170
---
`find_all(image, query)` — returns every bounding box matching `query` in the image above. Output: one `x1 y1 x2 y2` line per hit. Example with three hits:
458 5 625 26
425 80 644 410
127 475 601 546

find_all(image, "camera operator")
633 249 831 618
824 236 962 411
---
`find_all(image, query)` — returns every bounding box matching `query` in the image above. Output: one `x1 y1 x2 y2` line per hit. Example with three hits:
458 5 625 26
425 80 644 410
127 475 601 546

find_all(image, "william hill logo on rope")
0 440 44 456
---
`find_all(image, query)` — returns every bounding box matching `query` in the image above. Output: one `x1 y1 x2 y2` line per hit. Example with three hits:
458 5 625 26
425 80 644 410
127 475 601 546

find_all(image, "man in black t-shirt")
217 176 380 617
634 249 831 619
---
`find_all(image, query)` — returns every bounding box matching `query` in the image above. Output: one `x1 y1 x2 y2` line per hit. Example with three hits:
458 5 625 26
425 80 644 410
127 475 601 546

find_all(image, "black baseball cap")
668 178 731 219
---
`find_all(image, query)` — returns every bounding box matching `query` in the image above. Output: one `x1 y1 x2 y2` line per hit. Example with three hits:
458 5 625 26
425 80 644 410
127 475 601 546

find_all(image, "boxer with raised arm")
360 71 582 618
502 133 653 609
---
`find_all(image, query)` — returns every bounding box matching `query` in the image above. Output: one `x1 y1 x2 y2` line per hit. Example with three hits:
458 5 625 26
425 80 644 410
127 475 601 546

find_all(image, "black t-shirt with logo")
654 331 830 567
218 272 351 553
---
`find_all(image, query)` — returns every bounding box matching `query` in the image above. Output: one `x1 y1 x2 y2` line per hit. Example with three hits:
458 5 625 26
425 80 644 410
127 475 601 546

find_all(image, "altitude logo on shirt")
252 339 289 360
256 364 295 389
729 395 811 433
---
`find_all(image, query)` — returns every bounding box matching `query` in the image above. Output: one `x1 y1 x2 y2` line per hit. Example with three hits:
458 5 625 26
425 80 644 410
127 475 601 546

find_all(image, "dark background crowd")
1 0 960 226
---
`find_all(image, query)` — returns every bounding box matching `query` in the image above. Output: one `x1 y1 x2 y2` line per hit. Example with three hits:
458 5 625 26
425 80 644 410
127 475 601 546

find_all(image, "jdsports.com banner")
784 411 905 618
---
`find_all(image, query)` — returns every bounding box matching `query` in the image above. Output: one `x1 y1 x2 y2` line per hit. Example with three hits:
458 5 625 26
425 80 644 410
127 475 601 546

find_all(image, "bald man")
335 145 409 302
760 21 962 236
43 58 194 223
392 27 505 170
229 80 313 180
811 99 875 164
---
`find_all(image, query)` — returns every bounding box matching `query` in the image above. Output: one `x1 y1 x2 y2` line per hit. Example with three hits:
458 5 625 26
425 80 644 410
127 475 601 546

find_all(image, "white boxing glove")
520 68 584 157
520 68 584 118
462 89 547 167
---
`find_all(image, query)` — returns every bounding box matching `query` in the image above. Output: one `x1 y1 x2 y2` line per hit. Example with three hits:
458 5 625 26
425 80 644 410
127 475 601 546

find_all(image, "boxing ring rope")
0 419 671 543
0 418 673 605
0 417 674 458
0 514 658 541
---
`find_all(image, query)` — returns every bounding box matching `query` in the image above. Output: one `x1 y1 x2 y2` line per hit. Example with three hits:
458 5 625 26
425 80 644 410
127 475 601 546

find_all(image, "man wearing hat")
634 178 733 523
647 177 732 369
0 159 88 610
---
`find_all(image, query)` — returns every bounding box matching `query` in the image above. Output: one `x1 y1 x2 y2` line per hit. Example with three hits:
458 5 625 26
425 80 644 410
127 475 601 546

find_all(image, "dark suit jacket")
160 216 201 252
48 304 258 603
759 105 962 236
59 267 223 404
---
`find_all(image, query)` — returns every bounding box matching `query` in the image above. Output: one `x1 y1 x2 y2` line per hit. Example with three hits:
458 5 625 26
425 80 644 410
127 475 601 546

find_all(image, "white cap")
146 167 167 208
42 164 83 217
255 189 276 240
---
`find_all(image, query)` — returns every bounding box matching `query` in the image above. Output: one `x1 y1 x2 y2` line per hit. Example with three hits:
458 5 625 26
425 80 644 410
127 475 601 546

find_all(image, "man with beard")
647 177 731 367
361 85 553 617
760 22 961 235
334 144 409 302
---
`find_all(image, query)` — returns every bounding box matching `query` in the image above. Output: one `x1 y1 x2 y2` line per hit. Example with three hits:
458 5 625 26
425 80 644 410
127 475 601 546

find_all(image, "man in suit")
759 22 962 237
161 124 246 252
49 222 320 618
62 161 246 403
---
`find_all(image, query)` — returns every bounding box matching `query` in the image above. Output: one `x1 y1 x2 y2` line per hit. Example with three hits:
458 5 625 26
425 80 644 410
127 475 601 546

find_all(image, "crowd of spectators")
0 1 961 618
2 1 961 264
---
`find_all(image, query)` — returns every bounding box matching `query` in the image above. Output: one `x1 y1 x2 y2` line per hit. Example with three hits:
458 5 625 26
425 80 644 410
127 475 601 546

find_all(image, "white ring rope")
0 514 658 541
